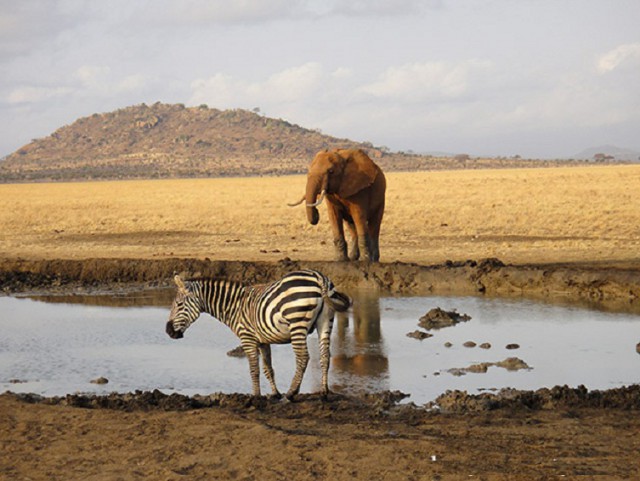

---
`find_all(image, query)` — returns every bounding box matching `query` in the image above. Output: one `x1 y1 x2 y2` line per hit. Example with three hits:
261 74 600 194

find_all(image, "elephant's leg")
345 220 360 260
368 204 385 262
352 207 373 261
326 205 348 261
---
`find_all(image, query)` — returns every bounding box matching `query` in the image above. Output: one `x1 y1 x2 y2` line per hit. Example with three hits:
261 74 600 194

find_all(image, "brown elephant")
290 148 386 262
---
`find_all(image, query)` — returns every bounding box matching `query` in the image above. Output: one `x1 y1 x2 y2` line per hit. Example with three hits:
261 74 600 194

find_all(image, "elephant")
289 148 386 262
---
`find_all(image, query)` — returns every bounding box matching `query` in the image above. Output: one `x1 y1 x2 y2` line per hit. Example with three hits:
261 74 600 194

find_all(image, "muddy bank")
2 257 640 312
8 384 640 414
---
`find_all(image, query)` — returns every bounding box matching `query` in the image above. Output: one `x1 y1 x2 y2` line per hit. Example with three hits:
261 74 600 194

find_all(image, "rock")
406 330 433 340
479 343 492 349
444 342 453 348
418 307 471 330
495 357 531 371
90 377 109 385
446 357 531 376
636 342 640 354
463 341 477 348
506 343 520 350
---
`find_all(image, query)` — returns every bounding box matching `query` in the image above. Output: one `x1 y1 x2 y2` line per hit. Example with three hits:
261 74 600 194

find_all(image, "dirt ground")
1 388 640 481
1 166 640 480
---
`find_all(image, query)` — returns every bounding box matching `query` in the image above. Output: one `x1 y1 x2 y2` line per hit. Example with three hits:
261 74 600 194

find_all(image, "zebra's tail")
322 281 351 313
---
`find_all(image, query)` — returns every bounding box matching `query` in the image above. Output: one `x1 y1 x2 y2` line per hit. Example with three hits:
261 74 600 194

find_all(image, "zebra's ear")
174 275 188 295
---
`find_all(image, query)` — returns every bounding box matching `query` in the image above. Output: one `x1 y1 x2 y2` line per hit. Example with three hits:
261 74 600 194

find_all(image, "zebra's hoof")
270 392 283 401
285 393 298 403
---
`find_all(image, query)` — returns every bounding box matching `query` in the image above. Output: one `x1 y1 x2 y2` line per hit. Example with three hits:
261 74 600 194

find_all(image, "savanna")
1 164 640 480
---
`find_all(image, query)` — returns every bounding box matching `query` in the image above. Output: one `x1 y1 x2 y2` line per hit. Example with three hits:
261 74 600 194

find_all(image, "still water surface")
1 290 639 404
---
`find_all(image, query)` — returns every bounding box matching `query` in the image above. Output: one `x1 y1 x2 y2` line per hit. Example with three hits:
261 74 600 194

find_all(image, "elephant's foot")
333 238 348 261
358 236 373 262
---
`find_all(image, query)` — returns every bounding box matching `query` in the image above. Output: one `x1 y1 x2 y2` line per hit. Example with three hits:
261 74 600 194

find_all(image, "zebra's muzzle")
166 321 184 339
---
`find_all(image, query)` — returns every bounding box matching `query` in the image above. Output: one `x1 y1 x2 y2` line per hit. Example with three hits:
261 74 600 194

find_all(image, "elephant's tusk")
306 190 326 207
287 195 305 207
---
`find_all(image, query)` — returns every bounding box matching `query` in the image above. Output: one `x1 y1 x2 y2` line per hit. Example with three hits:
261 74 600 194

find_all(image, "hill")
573 145 640 162
0 102 597 182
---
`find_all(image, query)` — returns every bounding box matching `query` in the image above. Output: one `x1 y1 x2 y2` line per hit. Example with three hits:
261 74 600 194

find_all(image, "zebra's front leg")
286 330 310 401
242 341 262 397
259 344 281 399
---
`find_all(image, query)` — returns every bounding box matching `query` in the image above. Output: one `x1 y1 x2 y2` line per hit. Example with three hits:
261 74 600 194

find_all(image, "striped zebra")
166 269 351 400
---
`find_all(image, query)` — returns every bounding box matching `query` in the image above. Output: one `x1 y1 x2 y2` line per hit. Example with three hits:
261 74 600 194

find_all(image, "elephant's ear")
338 149 378 198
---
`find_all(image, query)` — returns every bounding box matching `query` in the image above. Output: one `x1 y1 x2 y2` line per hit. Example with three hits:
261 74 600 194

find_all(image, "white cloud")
154 0 437 24
307 0 440 17
75 65 112 88
190 62 327 108
74 66 147 95
597 43 640 73
155 0 306 24
7 86 72 104
7 66 148 106
359 60 493 101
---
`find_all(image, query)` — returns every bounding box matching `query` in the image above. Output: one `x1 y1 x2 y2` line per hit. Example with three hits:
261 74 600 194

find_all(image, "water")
1 290 639 404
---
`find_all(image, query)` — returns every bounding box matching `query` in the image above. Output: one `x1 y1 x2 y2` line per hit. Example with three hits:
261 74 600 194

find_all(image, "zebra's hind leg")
259 344 281 399
318 308 335 401
286 329 310 401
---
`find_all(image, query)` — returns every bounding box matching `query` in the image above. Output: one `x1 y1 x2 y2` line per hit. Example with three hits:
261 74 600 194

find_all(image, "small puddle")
1 290 639 404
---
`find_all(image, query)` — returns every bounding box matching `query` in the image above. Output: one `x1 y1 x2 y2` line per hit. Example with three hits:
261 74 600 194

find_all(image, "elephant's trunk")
307 190 326 207
305 175 325 225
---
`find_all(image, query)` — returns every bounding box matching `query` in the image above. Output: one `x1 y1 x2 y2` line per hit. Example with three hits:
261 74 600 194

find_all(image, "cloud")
157 0 304 24
307 0 441 17
597 43 640 73
359 60 493 102
7 86 72 105
190 62 329 108
149 0 440 25
7 66 148 105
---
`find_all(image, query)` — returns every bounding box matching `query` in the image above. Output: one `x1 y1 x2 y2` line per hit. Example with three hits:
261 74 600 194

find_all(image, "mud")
2 256 640 479
418 307 472 330
10 384 640 414
446 357 531 377
2 256 640 313
2 386 640 479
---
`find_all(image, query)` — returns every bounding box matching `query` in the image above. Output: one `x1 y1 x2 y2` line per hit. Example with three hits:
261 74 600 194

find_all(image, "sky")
1 0 639 159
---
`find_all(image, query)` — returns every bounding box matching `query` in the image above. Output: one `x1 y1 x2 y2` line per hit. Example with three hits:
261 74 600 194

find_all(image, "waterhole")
1 290 638 404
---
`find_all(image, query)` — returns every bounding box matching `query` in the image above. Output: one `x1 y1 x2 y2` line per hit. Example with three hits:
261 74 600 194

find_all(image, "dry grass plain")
1 164 639 266
2 166 640 481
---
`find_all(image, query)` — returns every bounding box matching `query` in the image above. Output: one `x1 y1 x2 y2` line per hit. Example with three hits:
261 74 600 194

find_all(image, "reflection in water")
331 289 389 394
28 289 175 308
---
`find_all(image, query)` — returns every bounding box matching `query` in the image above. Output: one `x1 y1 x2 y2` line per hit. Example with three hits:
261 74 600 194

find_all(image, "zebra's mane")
184 276 247 287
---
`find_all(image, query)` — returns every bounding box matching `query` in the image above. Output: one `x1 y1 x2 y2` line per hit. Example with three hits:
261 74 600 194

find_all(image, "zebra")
165 269 351 401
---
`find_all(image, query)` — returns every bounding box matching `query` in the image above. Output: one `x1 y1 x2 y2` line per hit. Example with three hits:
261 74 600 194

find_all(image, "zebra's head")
166 275 201 339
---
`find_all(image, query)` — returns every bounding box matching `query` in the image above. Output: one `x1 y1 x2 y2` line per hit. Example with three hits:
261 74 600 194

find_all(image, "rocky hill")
0 102 597 182
573 145 640 162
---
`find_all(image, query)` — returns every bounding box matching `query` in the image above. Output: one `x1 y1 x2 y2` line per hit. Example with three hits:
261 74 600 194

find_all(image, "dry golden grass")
1 165 639 265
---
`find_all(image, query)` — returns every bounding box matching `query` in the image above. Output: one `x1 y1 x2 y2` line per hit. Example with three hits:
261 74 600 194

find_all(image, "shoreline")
2 256 639 313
